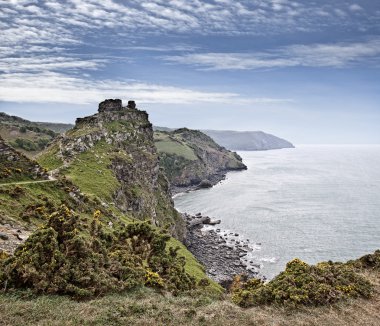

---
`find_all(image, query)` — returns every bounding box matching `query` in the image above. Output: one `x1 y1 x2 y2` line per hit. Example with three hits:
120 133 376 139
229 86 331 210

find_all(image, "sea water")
174 145 380 279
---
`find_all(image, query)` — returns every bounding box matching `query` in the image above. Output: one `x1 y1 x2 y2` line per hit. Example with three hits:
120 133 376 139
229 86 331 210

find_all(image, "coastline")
172 166 265 286
182 212 262 286
171 167 246 195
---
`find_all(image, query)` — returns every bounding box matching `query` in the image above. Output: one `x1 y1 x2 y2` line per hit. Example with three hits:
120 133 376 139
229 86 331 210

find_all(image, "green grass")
155 136 197 161
104 120 134 133
66 125 100 138
36 143 63 171
62 141 120 202
0 182 75 227
168 238 223 296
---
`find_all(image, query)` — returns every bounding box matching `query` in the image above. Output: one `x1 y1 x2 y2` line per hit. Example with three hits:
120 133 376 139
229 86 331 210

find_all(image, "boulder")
0 233 9 240
207 219 221 225
198 179 213 188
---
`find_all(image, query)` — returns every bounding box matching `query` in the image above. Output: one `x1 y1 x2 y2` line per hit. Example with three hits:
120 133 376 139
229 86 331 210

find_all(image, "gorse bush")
0 205 196 298
349 250 380 271
232 258 373 308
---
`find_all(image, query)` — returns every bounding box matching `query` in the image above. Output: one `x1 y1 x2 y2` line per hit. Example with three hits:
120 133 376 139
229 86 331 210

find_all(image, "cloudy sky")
0 0 379 143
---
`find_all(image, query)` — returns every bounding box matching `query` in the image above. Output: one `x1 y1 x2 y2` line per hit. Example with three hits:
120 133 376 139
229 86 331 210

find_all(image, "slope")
0 101 222 297
154 128 247 193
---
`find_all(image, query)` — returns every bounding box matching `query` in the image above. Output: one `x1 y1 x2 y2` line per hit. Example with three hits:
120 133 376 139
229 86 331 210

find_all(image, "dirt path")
0 179 56 187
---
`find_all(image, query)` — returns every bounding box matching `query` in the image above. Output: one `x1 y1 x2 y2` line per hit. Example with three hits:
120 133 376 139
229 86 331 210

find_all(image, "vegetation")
155 132 198 161
0 112 62 156
231 258 374 308
154 129 246 188
0 265 379 325
0 205 197 298
35 143 63 171
1 106 219 301
61 141 121 202
2 108 379 325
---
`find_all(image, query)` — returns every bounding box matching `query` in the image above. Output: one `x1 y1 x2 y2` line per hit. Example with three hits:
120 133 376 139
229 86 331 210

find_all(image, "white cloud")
0 56 105 73
0 72 291 105
164 39 380 70
349 4 363 12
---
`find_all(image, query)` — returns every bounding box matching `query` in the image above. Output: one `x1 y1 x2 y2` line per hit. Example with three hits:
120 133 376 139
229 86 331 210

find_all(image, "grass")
62 140 121 202
0 182 77 228
0 125 54 158
0 270 379 325
167 238 223 296
154 133 197 161
36 143 63 171
66 125 101 138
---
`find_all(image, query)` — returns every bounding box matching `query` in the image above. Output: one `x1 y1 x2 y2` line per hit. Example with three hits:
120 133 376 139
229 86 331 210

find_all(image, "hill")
0 100 221 298
0 112 73 157
202 130 295 151
1 101 379 324
154 127 294 151
154 128 247 193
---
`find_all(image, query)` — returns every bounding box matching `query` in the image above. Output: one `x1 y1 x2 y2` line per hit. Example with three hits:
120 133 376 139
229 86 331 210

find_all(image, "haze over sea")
174 145 380 279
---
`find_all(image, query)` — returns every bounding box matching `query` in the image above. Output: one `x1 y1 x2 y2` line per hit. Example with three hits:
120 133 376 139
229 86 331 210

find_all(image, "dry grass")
0 270 379 326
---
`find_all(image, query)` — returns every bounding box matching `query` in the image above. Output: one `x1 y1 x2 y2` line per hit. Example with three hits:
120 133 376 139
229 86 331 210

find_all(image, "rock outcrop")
37 99 184 238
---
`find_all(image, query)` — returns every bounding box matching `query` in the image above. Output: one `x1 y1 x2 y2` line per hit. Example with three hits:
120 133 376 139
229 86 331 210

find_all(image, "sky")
0 0 380 144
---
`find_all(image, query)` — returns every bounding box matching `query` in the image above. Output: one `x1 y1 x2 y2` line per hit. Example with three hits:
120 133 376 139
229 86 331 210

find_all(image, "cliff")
154 128 247 193
37 99 184 237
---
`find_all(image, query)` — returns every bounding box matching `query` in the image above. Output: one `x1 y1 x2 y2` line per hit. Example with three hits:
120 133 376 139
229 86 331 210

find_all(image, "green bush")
231 258 373 307
0 205 196 298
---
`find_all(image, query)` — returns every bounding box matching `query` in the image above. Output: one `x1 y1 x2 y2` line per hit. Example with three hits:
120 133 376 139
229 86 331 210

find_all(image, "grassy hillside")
154 128 246 191
0 101 223 298
0 112 73 157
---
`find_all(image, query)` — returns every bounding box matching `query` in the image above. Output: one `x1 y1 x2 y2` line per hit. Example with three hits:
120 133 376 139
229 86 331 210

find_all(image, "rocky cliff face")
154 128 247 193
37 100 183 238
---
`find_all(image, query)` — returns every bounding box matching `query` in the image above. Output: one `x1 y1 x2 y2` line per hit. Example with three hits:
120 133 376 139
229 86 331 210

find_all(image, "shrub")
231 258 374 307
0 251 9 261
0 205 196 298
144 269 164 288
349 250 380 271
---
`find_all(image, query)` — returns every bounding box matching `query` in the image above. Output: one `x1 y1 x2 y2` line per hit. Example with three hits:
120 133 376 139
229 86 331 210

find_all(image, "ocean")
174 145 380 279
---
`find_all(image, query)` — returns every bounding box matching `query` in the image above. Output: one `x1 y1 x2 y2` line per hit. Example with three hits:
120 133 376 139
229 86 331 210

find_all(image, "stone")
0 232 9 240
98 99 122 113
208 219 221 225
198 179 213 188
16 234 27 241
127 100 136 109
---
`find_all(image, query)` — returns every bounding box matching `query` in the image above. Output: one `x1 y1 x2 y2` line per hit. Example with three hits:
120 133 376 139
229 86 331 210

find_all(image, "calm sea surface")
174 145 380 279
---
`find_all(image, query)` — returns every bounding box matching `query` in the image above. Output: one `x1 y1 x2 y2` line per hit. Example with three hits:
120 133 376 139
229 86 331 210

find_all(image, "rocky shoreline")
182 212 263 287
171 169 235 195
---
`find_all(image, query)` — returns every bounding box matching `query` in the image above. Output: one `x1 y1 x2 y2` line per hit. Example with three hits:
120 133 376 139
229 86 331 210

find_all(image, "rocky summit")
37 99 183 238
